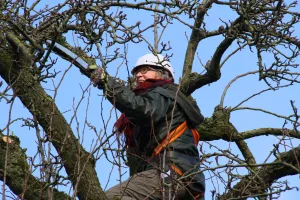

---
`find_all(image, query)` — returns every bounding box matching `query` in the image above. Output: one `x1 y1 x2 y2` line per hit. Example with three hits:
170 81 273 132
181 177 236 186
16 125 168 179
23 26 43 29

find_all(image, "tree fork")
219 146 300 199
0 36 107 200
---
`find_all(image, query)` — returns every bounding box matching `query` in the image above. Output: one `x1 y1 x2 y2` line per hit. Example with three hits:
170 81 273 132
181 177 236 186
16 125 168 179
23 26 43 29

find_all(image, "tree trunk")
0 42 107 200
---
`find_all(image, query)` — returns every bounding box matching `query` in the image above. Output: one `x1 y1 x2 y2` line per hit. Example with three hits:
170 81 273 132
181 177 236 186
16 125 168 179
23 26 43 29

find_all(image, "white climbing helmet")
132 53 174 79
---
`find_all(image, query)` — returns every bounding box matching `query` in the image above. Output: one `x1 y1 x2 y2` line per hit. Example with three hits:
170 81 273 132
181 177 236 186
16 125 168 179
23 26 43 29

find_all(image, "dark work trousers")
105 169 204 200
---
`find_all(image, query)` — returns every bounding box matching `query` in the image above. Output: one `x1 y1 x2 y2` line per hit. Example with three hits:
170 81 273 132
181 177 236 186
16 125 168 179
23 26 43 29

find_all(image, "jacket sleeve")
153 85 204 127
103 76 173 126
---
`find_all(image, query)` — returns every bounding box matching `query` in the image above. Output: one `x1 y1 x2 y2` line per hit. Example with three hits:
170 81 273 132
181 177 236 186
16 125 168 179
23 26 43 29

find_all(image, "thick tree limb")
0 34 107 200
181 11 244 96
238 128 300 140
235 140 258 171
0 134 70 200
218 145 300 199
199 107 300 199
184 37 235 96
199 106 258 171
199 111 300 142
181 0 215 95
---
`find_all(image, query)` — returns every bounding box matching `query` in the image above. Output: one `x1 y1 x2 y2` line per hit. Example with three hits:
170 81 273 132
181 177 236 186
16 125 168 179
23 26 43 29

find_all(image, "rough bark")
181 0 216 95
198 108 300 142
198 106 300 199
0 1 298 199
219 146 300 199
0 36 107 200
0 134 70 200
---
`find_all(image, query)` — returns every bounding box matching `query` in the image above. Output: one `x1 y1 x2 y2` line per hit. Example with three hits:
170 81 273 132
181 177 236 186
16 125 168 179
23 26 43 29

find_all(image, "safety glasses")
133 66 156 76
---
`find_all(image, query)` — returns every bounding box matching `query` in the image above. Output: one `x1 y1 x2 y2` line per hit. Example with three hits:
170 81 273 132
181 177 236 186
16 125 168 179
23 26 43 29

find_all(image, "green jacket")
105 76 205 194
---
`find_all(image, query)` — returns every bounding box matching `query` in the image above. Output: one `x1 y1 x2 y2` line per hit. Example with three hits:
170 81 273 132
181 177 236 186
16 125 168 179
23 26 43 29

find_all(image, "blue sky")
1 0 300 199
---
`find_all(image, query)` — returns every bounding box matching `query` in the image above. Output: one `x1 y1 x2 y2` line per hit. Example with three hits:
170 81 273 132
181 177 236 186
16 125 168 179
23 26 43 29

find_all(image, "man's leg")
105 169 162 200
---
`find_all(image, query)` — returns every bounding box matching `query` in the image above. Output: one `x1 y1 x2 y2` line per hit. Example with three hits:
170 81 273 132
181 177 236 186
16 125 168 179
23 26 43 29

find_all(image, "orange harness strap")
192 128 200 146
151 121 200 157
170 164 183 176
152 121 202 199
170 163 203 199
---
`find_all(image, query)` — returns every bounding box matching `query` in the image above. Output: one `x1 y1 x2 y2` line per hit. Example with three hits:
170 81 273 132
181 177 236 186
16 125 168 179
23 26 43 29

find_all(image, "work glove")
89 65 106 88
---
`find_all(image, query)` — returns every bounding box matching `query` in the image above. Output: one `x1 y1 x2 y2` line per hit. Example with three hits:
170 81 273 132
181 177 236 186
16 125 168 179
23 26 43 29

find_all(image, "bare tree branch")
0 34 106 200
0 134 70 200
219 145 300 199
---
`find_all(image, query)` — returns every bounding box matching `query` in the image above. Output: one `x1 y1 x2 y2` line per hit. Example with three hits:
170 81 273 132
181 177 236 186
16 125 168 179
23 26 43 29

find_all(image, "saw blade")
46 40 89 69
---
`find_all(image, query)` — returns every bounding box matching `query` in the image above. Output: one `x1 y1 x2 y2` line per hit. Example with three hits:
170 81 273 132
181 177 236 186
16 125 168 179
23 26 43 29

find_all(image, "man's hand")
89 65 105 87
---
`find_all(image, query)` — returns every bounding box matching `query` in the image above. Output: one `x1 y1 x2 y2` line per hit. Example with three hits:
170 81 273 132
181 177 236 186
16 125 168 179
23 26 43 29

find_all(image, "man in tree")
91 53 206 199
